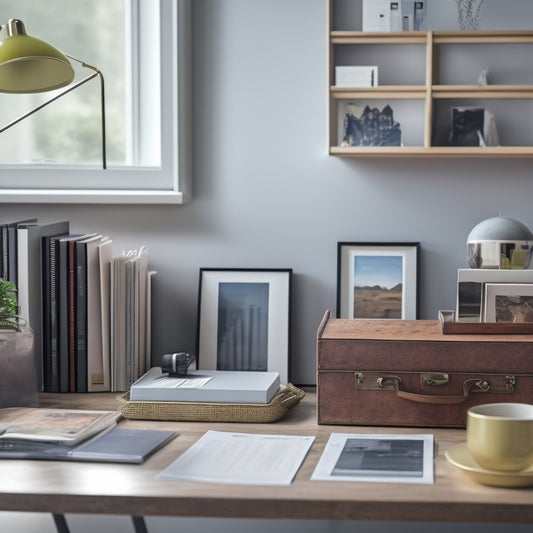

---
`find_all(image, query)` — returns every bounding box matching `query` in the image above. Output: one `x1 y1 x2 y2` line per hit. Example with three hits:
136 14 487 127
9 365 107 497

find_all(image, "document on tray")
156 430 315 485
311 433 434 484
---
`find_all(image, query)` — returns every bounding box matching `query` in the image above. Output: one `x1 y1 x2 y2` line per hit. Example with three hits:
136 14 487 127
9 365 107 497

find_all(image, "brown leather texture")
316 315 533 428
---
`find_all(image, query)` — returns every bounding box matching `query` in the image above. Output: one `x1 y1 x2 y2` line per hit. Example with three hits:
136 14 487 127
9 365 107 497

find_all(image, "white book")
335 66 378 87
130 367 280 404
362 0 390 32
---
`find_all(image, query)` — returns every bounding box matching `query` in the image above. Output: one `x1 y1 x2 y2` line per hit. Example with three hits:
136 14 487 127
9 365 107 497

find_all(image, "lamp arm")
0 55 107 169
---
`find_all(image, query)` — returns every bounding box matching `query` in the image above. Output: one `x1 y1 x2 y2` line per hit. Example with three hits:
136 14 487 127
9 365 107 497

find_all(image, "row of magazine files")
0 218 154 393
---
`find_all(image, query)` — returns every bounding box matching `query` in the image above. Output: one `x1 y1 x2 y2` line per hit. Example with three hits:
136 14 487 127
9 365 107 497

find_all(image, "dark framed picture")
337 242 420 320
196 268 292 384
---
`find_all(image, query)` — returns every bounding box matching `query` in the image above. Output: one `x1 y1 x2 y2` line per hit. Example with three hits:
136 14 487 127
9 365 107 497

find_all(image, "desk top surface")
0 391 531 523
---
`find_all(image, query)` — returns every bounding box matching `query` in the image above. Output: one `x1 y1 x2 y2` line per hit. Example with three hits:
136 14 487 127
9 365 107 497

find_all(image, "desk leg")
132 516 148 533
53 514 70 533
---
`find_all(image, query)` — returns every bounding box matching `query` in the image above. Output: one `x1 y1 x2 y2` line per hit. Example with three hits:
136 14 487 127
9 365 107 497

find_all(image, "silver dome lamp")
466 215 533 269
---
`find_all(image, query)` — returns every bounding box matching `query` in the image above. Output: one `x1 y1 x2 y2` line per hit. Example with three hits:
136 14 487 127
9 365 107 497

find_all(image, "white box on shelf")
414 1 426 31
335 66 378 87
362 0 390 32
401 0 414 31
390 2 402 31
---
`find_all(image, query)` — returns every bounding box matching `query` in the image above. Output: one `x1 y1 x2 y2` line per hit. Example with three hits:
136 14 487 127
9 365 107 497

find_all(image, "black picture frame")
196 268 292 384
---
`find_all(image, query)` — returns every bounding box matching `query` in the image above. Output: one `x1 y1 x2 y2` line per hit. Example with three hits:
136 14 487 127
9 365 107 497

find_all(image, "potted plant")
0 280 37 407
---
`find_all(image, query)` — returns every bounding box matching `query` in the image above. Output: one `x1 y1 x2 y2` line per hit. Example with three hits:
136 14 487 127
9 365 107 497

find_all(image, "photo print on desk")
337 242 419 320
196 268 292 384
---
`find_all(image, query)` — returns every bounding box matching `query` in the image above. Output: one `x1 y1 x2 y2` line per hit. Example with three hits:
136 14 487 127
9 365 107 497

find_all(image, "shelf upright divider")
424 31 434 149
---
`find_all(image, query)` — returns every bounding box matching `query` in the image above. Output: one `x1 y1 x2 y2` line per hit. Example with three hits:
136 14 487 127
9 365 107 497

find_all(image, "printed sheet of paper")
311 433 434 484
157 430 315 485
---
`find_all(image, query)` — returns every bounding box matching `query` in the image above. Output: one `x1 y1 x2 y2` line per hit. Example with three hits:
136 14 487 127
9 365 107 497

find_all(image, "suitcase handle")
377 376 490 404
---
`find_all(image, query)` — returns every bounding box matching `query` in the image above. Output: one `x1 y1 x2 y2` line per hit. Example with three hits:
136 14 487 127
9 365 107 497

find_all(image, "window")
0 0 191 204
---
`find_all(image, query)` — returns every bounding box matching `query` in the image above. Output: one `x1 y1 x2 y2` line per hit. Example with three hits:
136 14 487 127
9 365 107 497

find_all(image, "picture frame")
484 283 533 323
337 242 420 320
196 268 292 384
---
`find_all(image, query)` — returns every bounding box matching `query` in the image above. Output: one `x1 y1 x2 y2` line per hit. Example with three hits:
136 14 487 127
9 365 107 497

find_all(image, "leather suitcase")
316 310 533 428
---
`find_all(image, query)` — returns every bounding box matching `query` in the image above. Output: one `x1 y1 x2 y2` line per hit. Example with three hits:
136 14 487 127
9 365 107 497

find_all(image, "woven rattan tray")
117 383 305 423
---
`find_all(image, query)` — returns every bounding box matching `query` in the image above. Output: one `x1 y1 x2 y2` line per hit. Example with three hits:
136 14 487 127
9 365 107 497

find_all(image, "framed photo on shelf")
484 283 533 323
196 268 292 384
337 242 419 320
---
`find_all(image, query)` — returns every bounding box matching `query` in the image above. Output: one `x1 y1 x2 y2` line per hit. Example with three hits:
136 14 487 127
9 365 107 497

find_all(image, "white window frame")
0 0 191 205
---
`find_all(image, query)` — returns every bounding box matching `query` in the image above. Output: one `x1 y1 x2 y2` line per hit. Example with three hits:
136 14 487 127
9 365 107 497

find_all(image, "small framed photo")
484 283 533 323
196 268 292 384
337 242 420 320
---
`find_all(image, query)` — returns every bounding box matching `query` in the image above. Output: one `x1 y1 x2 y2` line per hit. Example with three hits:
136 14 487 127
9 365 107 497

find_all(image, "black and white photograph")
311 433 434 484
484 283 533 323
337 243 419 320
332 438 424 478
196 269 292 384
340 102 402 147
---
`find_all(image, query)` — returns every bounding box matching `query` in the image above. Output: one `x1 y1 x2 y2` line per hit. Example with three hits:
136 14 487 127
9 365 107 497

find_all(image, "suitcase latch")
421 373 449 387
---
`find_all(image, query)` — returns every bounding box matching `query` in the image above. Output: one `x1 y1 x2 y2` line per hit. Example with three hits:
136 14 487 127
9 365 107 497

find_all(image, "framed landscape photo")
484 283 533 323
337 242 419 320
196 268 292 384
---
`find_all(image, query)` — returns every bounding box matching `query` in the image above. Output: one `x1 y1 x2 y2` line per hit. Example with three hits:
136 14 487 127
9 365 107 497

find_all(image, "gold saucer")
445 443 533 488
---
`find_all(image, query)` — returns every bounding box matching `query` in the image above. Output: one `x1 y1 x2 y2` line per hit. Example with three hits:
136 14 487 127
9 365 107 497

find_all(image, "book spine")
68 240 77 392
41 236 52 392
58 240 70 393
41 236 60 392
1 226 8 280
75 242 88 393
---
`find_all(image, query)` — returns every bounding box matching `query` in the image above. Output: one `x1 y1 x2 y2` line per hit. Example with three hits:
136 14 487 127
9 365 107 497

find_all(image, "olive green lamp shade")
0 19 74 93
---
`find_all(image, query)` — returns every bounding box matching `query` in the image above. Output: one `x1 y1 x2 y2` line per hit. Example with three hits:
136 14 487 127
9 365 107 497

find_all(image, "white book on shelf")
335 66 378 87
130 367 280 404
362 0 390 32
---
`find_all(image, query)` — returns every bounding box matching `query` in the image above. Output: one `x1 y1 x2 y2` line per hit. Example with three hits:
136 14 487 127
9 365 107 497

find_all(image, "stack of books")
0 409 176 463
456 268 533 323
0 218 154 393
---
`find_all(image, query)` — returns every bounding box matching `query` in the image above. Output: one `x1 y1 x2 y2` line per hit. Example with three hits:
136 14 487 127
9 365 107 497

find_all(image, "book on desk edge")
0 409 121 446
0 427 177 464
130 367 281 404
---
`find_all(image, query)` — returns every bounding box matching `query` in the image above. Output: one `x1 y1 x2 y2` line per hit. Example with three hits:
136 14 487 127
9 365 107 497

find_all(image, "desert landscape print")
353 255 403 319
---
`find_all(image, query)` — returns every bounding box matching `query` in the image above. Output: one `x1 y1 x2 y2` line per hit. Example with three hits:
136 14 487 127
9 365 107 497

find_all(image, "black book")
42 233 70 392
74 235 102 392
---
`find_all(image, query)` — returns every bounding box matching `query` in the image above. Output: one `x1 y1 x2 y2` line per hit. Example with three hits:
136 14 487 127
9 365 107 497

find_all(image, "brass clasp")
421 373 449 387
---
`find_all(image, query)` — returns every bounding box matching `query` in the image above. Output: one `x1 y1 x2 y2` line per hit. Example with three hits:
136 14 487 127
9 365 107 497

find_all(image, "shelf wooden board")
328 2 533 158
331 30 533 45
330 86 427 99
330 146 533 158
330 31 428 45
433 85 533 99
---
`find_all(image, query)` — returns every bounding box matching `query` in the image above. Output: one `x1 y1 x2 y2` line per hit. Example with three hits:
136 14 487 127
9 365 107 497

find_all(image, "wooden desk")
0 391 532 524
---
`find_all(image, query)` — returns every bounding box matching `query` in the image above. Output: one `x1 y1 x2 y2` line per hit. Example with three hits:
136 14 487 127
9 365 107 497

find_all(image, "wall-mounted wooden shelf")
328 3 533 158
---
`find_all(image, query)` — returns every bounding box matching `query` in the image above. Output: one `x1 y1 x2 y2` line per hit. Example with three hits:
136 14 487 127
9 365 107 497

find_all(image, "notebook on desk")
0 427 177 464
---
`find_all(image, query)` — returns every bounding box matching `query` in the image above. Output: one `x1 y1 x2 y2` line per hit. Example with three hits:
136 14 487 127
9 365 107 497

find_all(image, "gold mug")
466 403 533 472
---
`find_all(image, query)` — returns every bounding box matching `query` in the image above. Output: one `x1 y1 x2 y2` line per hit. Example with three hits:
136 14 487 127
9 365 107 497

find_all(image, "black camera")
160 352 195 377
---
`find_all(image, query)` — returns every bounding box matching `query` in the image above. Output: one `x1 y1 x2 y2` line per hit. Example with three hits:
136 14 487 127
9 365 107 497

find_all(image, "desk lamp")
0 18 106 168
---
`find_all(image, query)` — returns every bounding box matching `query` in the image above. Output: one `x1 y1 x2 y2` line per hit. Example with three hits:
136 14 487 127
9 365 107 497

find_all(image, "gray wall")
1 1 532 530
2 0 533 385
